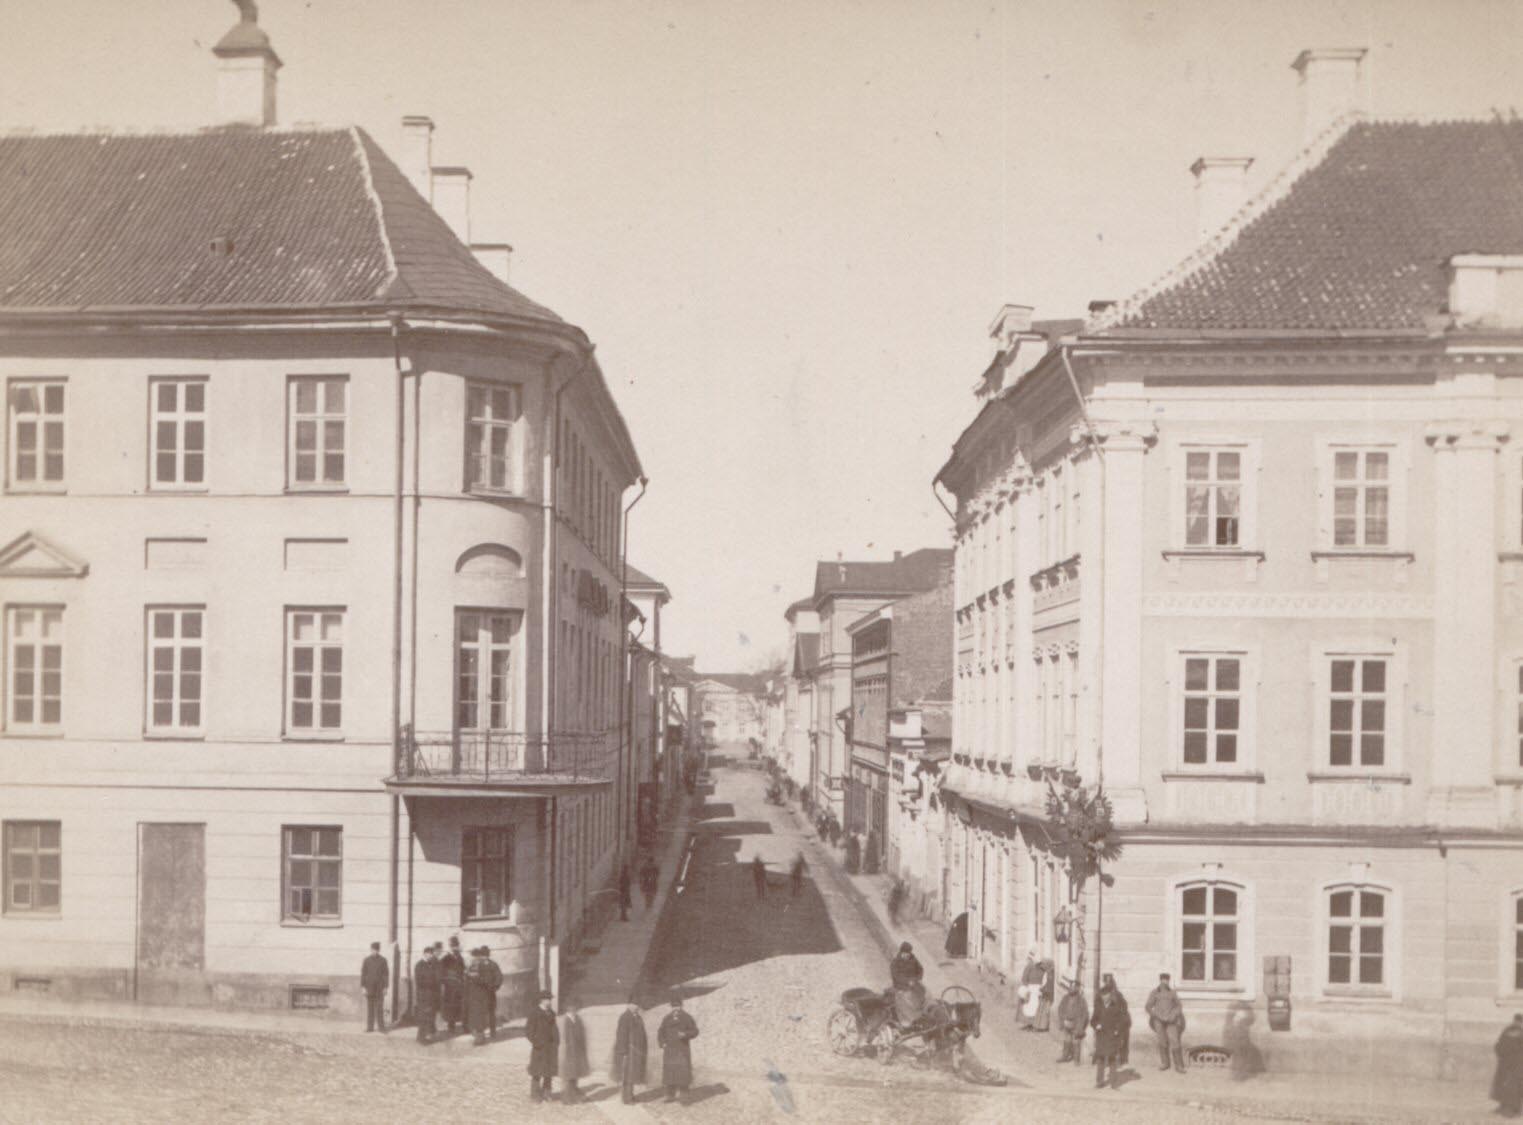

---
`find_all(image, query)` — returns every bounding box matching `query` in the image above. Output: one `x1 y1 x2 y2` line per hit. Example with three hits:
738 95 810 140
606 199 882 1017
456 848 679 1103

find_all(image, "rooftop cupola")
213 0 281 127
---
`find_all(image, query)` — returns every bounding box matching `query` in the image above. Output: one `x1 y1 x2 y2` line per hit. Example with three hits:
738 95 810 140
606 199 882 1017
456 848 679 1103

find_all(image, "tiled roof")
695 672 768 695
623 562 668 592
1111 119 1523 333
812 548 953 602
0 126 563 325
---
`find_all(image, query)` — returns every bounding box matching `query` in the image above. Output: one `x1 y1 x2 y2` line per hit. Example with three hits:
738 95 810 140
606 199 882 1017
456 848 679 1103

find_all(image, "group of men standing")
1047 969 1184 1089
406 936 504 1045
613 996 702 1105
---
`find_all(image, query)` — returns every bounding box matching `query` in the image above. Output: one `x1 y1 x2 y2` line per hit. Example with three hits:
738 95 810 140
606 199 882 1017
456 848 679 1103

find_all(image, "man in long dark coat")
413 945 441 1044
360 941 388 1033
463 947 493 1045
751 855 768 900
1056 978 1089 1065
483 948 503 1040
1494 1013 1523 1118
526 990 560 1102
619 863 633 921
658 996 700 1103
439 936 466 1034
790 854 805 897
640 854 660 911
1091 978 1132 1089
613 998 649 1105
559 999 591 1104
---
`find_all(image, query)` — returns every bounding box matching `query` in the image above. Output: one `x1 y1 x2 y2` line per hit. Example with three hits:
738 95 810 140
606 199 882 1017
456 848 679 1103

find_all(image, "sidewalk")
792 800 1501 1124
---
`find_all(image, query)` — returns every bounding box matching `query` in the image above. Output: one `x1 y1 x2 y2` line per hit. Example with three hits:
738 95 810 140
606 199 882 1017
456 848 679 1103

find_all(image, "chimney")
431 167 472 244
893 550 903 562
1190 157 1254 243
400 116 434 200
988 303 1035 350
471 243 514 285
212 1 281 127
1292 48 1367 145
1087 299 1115 315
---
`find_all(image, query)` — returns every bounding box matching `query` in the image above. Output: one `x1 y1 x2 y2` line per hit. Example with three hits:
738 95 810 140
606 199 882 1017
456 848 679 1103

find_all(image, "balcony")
387 727 615 796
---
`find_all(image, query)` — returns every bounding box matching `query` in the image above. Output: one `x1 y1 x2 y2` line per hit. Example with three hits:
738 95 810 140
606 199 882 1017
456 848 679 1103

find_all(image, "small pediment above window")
0 531 89 578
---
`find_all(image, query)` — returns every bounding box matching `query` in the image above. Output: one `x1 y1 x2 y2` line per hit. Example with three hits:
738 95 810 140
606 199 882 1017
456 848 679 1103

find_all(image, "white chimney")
1448 254 1523 328
1292 47 1367 145
471 243 514 284
212 1 281 127
400 116 434 200
988 303 1035 349
1190 156 1254 243
431 167 472 244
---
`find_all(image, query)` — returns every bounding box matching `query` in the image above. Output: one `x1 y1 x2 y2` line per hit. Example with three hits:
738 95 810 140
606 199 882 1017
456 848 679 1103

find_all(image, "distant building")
691 673 767 746
781 598 819 792
623 564 673 841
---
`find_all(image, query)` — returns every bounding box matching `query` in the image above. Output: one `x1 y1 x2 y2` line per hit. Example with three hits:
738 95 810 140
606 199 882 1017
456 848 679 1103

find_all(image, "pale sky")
3 0 1520 669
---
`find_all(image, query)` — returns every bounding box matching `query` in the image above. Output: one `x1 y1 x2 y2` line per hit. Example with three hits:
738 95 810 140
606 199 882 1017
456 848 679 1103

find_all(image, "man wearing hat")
657 995 699 1103
463 947 493 1045
1056 977 1089 1065
412 943 441 1044
1090 974 1131 1089
526 990 560 1102
360 941 389 1033
440 936 466 1035
1145 972 1187 1072
888 941 926 1026
613 996 649 1105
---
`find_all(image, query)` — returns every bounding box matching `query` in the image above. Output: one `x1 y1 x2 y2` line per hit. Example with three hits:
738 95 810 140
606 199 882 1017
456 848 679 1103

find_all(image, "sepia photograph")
1 0 1522 1121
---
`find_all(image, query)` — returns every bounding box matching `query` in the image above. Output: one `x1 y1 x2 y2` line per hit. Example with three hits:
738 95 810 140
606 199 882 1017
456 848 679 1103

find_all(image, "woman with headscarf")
1017 951 1044 1030
1033 958 1055 1032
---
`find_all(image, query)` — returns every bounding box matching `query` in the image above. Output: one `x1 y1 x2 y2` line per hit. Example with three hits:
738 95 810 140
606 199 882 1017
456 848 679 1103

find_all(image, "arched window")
1177 880 1241 985
1324 883 1391 991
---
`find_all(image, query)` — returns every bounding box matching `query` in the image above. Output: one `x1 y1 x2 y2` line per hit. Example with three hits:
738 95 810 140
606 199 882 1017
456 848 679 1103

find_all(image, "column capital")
1073 419 1159 453
1424 420 1510 451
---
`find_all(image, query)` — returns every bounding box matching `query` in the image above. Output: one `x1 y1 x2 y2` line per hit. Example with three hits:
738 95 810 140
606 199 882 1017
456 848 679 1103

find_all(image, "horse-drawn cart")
825 984 1006 1085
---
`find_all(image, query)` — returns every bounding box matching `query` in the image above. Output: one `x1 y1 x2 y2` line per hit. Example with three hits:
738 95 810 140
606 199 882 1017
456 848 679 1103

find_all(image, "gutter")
617 477 649 865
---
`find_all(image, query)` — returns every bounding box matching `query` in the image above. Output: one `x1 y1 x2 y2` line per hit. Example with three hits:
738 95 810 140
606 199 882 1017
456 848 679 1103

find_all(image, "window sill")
1306 771 1411 784
147 486 209 495
1176 983 1251 998
465 486 526 500
283 732 346 743
461 919 518 931
1310 550 1414 561
1 912 62 920
284 485 350 495
5 485 67 495
281 918 343 929
1317 990 1397 1005
143 731 206 741
1162 549 1264 560
1161 770 1265 783
1 730 64 740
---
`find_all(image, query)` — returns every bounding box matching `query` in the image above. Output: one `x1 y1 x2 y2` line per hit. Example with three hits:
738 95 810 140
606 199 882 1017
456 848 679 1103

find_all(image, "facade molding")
1142 592 1434 619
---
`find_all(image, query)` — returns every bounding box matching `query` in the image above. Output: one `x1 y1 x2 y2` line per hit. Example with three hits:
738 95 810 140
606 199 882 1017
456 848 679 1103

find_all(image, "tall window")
288 376 347 487
6 606 63 732
1185 449 1240 547
1329 657 1386 767
146 608 204 733
1332 450 1389 548
1516 665 1523 769
1182 655 1241 766
1180 882 1238 983
1512 893 1523 993
457 612 515 731
465 383 520 492
286 609 343 733
282 826 341 920
4 821 60 914
1328 885 1386 987
462 827 511 921
150 379 206 487
7 380 65 488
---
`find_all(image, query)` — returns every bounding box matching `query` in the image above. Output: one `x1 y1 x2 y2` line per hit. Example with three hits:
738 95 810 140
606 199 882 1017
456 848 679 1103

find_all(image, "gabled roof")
0 126 562 325
624 562 670 598
1104 118 1523 333
812 548 952 603
695 672 768 695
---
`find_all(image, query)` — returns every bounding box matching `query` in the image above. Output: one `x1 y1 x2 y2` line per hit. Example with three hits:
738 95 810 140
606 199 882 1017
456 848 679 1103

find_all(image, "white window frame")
1502 654 1523 781
464 381 522 494
145 606 205 736
1318 880 1401 1000
285 608 345 738
1311 640 1408 776
4 605 64 734
1168 647 1258 774
6 378 67 492
455 609 519 733
148 377 208 491
286 376 348 490
1501 887 1523 1000
1167 874 1255 998
1168 438 1261 551
281 825 342 923
3 820 61 915
1315 437 1409 552
1504 449 1523 552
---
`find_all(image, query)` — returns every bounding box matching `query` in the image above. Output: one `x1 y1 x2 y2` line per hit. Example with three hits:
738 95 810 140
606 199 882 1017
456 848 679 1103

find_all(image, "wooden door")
136 823 208 1005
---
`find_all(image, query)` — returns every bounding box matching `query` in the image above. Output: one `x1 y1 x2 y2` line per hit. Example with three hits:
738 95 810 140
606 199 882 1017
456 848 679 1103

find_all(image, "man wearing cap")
413 944 441 1044
613 997 649 1105
482 946 504 1040
1145 972 1187 1072
526 990 560 1102
360 941 389 1033
440 936 466 1035
657 996 699 1103
1091 974 1132 1089
1056 978 1089 1065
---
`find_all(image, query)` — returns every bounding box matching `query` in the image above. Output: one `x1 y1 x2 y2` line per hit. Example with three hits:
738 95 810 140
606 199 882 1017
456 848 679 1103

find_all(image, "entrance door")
136 823 208 1005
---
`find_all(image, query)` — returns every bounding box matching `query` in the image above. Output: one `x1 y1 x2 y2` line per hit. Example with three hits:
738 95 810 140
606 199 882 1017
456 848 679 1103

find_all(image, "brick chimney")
400 116 434 200
1190 156 1253 243
431 167 472 244
212 1 280 127
1292 48 1367 145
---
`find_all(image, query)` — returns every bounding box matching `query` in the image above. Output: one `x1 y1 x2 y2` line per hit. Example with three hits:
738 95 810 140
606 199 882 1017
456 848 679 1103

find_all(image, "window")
465 383 520 492
1180 882 1239 984
1182 654 1241 766
1327 885 1386 987
457 611 516 731
1185 450 1240 547
1329 657 1386 768
7 380 65 488
286 610 343 734
282 826 341 920
6 606 63 732
149 379 206 487
1512 893 1523 994
1332 450 1388 547
146 608 203 733
4 821 60 914
1516 664 1523 769
462 827 512 921
288 377 346 487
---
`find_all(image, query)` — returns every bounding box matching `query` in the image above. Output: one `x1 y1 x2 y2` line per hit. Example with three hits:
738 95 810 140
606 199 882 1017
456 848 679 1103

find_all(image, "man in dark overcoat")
613 997 649 1104
559 999 591 1104
1056 978 1089 1065
1090 978 1132 1089
526 990 560 1102
463 947 493 1045
440 936 466 1033
1494 1013 1523 1118
658 996 699 1102
790 854 805 897
482 947 503 1040
640 854 660 911
360 941 388 1033
413 945 441 1044
1145 972 1187 1072
619 863 633 921
751 855 768 900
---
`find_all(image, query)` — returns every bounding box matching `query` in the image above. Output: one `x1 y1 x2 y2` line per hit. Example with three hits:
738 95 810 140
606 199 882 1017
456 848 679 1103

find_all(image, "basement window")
289 985 330 1010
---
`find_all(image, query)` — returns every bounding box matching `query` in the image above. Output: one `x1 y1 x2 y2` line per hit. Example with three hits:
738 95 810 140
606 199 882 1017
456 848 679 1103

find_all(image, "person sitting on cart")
889 942 927 1025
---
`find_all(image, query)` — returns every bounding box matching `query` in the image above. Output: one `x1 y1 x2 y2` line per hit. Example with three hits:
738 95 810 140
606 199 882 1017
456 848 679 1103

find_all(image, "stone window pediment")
0 532 88 578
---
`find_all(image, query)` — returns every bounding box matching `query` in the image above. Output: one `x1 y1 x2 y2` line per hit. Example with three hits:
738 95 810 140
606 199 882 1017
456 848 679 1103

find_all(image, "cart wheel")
940 985 976 1007
870 1022 897 1065
826 1008 861 1056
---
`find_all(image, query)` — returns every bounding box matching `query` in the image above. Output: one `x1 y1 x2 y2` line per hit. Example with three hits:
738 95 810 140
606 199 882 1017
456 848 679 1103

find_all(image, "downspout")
617 477 649 862
388 314 406 1013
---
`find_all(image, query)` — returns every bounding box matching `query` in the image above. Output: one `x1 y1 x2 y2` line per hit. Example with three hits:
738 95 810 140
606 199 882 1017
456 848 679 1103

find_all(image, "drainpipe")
617 477 648 862
388 314 406 1013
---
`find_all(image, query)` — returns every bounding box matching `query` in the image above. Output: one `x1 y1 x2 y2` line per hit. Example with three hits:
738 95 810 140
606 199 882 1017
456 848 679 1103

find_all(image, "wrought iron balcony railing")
395 727 615 784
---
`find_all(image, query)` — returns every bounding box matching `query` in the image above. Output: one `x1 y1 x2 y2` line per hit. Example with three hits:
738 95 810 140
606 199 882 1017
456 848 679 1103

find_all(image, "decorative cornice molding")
1074 419 1158 453
1424 419 1511 451
1143 591 1434 619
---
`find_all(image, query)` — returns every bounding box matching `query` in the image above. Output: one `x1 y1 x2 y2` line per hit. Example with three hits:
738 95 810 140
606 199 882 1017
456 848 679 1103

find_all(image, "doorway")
136 823 208 1005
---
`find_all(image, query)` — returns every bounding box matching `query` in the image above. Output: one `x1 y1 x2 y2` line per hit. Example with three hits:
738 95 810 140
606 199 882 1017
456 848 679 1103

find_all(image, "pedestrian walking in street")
1494 1013 1523 1118
1016 950 1044 1029
463 947 493 1045
613 997 649 1105
413 945 441 1044
844 833 861 874
1056 979 1088 1065
751 855 768 900
790 854 805 897
482 947 503 1040
1145 972 1188 1072
440 936 465 1034
1091 976 1132 1089
618 863 633 922
360 941 389 1033
640 854 660 911
526 990 559 1102
559 1000 591 1104
1033 958 1055 1032
658 996 700 1103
